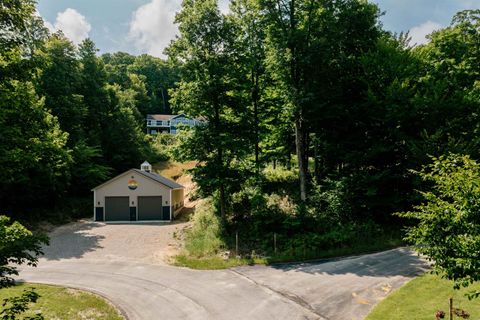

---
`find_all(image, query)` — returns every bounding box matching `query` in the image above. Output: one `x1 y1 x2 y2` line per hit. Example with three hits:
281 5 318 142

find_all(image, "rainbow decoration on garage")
128 179 138 190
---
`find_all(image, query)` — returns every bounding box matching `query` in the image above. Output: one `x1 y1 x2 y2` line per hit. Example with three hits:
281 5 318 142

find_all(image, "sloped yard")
366 273 480 320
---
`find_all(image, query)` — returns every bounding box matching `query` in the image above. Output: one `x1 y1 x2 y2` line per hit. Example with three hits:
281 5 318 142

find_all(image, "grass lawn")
0 283 124 320
174 254 267 270
175 230 403 270
366 273 480 320
175 237 403 270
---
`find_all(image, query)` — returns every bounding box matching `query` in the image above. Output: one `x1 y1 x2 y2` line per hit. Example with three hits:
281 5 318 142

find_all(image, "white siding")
95 170 171 207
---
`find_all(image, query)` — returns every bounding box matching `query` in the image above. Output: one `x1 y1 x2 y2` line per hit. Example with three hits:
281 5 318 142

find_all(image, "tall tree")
36 32 87 143
229 0 267 174
260 0 382 201
167 0 250 220
260 0 309 200
78 39 111 148
0 0 72 212
128 54 180 114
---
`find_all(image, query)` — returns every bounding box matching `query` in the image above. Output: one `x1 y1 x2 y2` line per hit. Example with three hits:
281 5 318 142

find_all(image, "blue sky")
37 0 479 57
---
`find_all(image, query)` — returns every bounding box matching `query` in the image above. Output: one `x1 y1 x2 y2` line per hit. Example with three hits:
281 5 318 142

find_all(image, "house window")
147 120 152 126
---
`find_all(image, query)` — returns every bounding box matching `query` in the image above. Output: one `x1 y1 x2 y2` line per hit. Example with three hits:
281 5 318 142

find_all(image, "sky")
37 0 479 58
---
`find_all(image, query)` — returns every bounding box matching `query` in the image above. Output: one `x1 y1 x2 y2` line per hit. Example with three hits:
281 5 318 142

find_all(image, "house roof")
92 168 184 191
148 114 175 121
147 114 207 122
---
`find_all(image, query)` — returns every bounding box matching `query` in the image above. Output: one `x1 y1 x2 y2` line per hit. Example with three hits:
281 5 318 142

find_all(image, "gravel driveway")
18 220 429 320
41 220 187 265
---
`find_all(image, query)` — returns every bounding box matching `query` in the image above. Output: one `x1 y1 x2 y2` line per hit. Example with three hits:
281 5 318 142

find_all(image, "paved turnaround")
18 248 428 320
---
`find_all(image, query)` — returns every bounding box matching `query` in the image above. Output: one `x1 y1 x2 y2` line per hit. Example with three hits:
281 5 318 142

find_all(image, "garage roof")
92 169 184 190
132 169 184 189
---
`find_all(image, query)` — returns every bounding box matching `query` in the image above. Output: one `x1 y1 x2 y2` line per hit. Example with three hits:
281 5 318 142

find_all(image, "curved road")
18 248 428 320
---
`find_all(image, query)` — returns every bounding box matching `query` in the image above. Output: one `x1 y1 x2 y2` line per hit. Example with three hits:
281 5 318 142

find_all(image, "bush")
150 132 177 161
308 178 352 222
262 165 298 183
184 200 225 258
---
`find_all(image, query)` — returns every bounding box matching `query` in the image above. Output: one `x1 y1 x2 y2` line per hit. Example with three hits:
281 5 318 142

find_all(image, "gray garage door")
105 197 130 221
138 196 163 220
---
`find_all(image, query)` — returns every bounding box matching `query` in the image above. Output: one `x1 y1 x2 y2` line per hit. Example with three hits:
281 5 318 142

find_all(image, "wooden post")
274 233 277 254
449 297 453 320
235 231 239 257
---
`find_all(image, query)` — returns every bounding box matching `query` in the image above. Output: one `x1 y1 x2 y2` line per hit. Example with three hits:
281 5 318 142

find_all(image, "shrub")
184 200 225 258
308 179 352 222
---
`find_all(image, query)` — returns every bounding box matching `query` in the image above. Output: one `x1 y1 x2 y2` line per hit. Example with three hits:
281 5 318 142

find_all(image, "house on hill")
146 114 205 134
92 161 184 222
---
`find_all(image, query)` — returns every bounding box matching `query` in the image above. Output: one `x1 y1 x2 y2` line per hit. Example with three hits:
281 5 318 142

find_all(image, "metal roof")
132 169 184 189
148 114 175 121
147 114 207 122
92 169 184 190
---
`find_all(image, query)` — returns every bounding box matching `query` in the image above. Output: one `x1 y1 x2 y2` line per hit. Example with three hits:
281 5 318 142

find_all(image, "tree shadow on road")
41 220 105 261
269 248 430 278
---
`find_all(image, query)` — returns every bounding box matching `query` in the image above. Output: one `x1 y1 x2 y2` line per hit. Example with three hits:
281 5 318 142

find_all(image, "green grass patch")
174 254 267 270
0 283 124 320
366 273 480 320
175 233 402 270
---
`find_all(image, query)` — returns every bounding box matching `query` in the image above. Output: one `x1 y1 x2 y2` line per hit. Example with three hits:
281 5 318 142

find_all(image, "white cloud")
219 0 230 14
55 9 91 44
129 0 180 58
43 8 91 45
409 20 442 46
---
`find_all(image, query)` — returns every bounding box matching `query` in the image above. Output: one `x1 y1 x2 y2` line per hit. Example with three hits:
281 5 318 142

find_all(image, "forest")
2 0 480 259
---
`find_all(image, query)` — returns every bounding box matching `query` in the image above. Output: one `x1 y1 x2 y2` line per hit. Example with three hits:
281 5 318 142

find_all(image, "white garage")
92 162 184 222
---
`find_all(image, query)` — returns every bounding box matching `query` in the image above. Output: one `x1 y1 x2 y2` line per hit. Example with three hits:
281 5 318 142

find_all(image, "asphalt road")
16 222 429 320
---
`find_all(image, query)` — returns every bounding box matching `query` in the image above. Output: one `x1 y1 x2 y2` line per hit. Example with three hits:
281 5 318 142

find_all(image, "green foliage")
102 52 179 115
309 179 352 222
0 216 48 288
167 0 252 219
0 288 43 320
184 200 225 258
127 54 179 114
399 154 480 297
36 32 87 144
0 217 47 320
151 133 177 161
0 74 72 209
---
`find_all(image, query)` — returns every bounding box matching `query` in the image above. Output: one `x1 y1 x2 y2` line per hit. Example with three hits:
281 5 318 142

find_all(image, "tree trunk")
295 117 307 201
252 71 260 176
313 134 320 183
213 97 226 221
219 182 226 221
